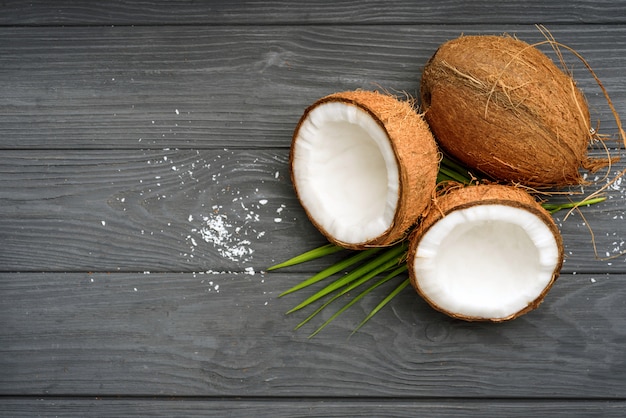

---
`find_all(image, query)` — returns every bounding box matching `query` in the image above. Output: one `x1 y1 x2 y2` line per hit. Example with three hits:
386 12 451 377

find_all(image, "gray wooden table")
1 1 626 416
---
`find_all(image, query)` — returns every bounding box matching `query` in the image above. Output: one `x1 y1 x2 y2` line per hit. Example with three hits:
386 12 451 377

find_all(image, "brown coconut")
420 35 602 188
407 184 564 321
290 90 440 250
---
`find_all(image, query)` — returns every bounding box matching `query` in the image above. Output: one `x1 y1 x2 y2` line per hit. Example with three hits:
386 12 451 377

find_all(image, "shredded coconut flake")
188 213 255 262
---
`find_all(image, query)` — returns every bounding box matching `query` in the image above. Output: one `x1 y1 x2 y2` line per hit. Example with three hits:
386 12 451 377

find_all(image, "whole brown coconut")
421 35 601 188
290 90 440 250
407 184 564 321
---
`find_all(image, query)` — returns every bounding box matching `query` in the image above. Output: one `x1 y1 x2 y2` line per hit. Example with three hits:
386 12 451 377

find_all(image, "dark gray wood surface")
1 2 626 416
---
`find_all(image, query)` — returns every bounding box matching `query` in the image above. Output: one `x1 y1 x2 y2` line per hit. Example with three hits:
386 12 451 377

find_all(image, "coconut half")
290 91 439 249
408 184 564 321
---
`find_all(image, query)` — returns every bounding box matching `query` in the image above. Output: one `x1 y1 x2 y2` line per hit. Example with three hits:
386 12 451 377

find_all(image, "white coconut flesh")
413 204 560 319
292 101 400 245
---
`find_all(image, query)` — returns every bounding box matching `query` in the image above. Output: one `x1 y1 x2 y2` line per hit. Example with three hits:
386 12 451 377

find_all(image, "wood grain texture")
2 2 626 415
1 25 624 149
0 149 314 272
0 149 624 273
1 0 626 25
1 398 626 418
1 271 625 398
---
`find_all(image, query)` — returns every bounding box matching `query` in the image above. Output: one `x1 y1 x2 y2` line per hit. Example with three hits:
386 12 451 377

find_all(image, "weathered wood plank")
0 149 306 272
1 0 625 25
1 3 626 414
1 271 625 397
1 25 624 149
1 398 625 418
0 149 624 273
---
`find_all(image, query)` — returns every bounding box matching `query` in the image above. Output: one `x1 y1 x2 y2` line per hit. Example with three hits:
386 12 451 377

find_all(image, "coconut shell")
421 35 597 188
407 183 564 321
290 90 440 249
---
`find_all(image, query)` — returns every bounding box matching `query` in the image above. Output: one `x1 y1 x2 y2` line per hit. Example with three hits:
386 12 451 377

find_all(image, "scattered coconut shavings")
135 148 286 298
188 213 254 262
609 176 622 191
176 150 283 266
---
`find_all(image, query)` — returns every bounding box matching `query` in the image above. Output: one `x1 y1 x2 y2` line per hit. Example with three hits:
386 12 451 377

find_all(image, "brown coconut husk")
290 90 440 249
407 183 564 322
420 34 608 188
